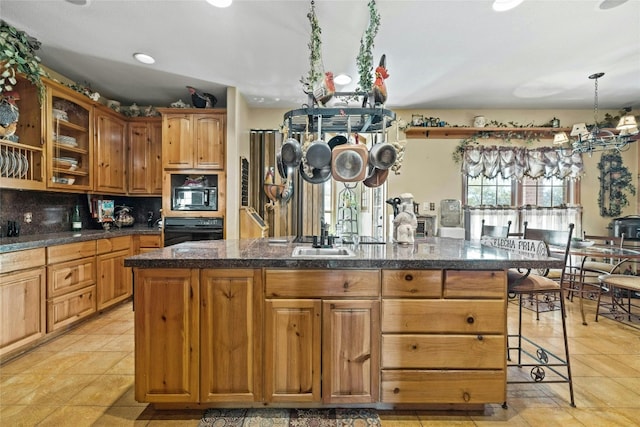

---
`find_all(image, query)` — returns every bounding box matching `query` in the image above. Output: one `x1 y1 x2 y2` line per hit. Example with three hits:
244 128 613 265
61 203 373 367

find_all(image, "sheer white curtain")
465 206 582 240
521 206 582 235
465 207 518 240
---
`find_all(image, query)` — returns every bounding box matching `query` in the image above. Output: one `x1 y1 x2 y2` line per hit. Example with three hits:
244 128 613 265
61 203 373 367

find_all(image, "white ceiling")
2 0 639 111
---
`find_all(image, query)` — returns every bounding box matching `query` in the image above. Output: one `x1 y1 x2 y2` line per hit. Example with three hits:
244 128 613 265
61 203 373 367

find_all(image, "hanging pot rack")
284 92 395 134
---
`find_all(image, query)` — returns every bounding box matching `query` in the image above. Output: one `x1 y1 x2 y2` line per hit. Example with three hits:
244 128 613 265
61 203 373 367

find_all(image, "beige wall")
237 106 638 237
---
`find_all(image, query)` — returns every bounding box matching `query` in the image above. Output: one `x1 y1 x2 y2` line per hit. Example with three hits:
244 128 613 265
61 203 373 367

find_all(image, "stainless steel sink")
291 246 356 258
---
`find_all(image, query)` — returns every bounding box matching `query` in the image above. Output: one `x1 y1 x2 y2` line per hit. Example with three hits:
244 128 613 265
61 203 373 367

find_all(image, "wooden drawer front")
382 270 442 298
265 269 380 298
97 235 131 254
47 241 96 264
444 270 505 299
382 300 505 334
48 257 96 298
138 234 161 248
381 335 504 369
381 370 505 404
47 285 97 332
0 248 45 274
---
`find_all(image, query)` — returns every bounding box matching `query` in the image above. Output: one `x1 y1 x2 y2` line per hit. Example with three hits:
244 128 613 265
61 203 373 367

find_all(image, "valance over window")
462 146 584 180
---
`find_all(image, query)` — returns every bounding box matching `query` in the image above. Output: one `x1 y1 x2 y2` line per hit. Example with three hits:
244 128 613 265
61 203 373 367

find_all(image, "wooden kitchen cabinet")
134 234 162 254
128 117 162 195
200 269 263 403
0 248 46 358
264 269 380 404
46 241 97 331
96 235 132 310
160 110 226 170
264 299 321 403
94 106 127 194
46 81 94 191
134 268 200 403
380 269 506 405
322 300 380 404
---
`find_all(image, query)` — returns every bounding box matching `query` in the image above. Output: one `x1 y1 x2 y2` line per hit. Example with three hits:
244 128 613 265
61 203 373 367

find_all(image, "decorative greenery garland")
597 151 636 217
303 0 323 89
0 20 46 101
356 0 381 93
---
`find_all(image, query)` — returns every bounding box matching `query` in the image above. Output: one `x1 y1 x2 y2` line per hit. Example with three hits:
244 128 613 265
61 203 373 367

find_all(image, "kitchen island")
125 237 564 410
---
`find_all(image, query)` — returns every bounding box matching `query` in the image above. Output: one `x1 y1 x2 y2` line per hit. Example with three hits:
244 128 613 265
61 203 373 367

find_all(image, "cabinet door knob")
343 282 349 289
393 387 400 394
466 315 475 324
477 335 484 341
404 274 413 281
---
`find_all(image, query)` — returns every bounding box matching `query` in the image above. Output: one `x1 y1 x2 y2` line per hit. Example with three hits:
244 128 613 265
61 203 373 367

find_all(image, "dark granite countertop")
0 226 161 254
124 237 565 270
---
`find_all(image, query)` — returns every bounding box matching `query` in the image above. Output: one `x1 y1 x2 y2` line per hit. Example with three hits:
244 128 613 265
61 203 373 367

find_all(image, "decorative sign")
481 237 548 257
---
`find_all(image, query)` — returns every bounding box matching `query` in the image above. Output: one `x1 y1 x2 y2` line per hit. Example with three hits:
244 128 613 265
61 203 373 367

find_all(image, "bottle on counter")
72 205 82 232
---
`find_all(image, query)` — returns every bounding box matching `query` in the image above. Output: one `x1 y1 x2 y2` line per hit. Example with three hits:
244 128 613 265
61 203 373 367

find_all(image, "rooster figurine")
312 71 335 106
372 54 389 106
186 86 217 108
0 91 20 142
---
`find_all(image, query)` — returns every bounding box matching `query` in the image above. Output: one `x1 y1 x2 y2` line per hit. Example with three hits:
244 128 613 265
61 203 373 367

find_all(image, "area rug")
199 408 381 427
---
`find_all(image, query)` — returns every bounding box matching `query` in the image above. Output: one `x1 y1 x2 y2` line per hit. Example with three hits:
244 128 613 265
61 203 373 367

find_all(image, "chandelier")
553 72 638 154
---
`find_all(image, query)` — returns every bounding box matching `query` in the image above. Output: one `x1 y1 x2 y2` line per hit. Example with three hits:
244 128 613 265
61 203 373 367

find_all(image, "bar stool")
505 223 575 408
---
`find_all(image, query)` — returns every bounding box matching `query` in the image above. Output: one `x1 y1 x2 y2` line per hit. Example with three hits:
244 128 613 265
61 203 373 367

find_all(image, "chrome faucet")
313 218 332 248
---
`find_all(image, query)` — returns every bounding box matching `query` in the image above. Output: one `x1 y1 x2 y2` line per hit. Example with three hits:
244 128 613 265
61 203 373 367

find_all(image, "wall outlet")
24 212 32 223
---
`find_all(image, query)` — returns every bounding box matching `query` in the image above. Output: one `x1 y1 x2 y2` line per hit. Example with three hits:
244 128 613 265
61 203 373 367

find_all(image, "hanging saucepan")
368 116 397 170
300 162 331 184
281 137 302 168
363 163 389 188
305 116 331 169
331 140 368 182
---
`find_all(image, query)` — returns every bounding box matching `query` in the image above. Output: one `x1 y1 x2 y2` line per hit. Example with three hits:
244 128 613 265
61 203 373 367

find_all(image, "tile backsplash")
0 189 161 237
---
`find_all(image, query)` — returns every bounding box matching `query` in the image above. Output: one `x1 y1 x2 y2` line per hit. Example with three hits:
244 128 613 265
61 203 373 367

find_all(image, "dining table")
565 243 640 325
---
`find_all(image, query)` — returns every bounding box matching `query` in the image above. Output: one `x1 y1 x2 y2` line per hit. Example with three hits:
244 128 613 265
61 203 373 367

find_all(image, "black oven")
163 217 224 247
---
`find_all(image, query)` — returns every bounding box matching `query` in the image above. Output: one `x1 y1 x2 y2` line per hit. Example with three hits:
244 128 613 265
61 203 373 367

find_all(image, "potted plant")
0 20 46 101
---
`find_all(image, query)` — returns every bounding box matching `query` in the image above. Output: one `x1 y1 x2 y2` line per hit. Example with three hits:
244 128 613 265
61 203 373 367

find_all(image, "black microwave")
172 186 218 211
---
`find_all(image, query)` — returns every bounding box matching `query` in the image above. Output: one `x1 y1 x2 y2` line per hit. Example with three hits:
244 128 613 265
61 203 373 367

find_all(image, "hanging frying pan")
363 163 389 188
300 162 331 184
276 152 288 180
305 116 331 169
281 137 302 168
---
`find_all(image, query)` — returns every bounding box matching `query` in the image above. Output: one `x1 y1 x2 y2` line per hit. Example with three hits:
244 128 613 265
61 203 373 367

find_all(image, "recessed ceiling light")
65 0 90 5
133 53 155 65
206 0 233 8
598 0 629 10
492 0 525 12
334 74 352 85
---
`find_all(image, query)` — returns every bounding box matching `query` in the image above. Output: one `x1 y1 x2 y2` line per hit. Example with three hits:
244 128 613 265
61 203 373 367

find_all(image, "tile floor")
1 297 639 426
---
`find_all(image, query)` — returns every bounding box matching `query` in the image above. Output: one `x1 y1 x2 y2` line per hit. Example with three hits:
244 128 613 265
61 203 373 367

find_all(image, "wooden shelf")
404 126 571 140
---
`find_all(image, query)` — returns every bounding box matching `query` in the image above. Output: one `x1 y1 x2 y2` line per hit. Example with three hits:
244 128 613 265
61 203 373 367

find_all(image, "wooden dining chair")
480 219 511 238
506 223 575 408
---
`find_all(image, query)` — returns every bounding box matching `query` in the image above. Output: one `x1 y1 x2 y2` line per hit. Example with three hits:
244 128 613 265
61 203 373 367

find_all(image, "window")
465 176 578 207
467 176 514 206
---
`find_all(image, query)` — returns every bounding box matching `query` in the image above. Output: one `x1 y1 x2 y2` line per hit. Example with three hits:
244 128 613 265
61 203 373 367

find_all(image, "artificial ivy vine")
597 151 636 217
356 0 381 93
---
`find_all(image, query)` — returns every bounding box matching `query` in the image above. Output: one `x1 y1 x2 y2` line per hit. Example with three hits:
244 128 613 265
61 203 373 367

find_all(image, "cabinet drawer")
47 241 96 264
47 285 96 332
96 235 131 254
265 269 380 298
138 234 161 248
382 270 442 297
381 370 505 404
382 300 505 334
0 248 45 274
47 257 96 298
444 270 505 299
381 335 504 369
